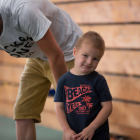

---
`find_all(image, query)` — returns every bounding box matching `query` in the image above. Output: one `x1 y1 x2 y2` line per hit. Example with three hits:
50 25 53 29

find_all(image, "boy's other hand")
64 128 76 140
73 126 95 140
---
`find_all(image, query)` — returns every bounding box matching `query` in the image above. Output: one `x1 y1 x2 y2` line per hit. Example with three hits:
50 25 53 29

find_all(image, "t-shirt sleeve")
18 2 51 42
95 75 112 102
0 45 3 50
54 78 64 102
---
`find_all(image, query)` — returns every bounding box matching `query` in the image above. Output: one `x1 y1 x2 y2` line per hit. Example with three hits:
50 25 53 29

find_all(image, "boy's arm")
88 101 112 130
36 29 67 84
74 101 112 140
55 102 71 132
55 102 76 139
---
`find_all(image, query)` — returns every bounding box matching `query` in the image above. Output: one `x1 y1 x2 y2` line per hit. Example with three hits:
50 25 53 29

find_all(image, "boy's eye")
83 55 88 58
93 58 99 61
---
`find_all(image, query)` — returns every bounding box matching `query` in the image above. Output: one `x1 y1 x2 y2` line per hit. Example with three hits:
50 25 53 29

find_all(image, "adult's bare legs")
16 119 36 140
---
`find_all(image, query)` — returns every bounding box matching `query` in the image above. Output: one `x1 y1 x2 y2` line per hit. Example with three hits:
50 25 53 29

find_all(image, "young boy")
54 31 112 140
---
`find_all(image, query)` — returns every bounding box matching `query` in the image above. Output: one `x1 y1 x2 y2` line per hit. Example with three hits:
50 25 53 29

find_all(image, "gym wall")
0 0 140 139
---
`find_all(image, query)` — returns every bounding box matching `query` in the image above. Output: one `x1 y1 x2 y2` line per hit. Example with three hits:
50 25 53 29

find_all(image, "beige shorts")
13 58 74 123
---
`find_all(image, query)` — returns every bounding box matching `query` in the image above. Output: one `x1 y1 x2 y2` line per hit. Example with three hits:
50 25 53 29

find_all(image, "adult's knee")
15 119 34 125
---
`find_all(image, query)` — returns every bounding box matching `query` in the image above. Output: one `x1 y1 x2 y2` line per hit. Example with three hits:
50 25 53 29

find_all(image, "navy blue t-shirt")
54 71 112 140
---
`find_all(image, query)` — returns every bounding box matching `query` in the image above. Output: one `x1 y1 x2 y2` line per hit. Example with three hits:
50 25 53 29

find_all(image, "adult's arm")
36 28 67 85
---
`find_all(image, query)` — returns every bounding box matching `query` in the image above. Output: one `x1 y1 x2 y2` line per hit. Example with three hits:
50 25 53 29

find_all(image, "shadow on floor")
0 116 63 140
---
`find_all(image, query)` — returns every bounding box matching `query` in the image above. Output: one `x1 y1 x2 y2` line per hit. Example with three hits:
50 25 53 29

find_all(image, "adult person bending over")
0 0 83 139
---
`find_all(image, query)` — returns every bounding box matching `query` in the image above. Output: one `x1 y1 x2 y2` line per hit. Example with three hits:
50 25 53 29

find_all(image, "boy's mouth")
83 65 91 68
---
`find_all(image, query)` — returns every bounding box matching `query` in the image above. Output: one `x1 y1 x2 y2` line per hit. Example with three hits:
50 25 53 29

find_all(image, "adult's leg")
14 58 51 140
16 119 36 140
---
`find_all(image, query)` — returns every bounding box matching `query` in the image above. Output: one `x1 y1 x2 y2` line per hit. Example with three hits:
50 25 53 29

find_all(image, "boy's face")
73 39 104 75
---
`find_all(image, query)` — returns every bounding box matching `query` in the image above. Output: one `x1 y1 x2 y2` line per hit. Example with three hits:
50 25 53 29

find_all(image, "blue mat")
0 116 62 140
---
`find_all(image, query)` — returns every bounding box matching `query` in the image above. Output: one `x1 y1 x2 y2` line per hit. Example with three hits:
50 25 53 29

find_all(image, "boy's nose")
87 58 92 64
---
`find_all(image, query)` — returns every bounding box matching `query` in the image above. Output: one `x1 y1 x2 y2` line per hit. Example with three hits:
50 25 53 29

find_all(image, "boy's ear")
73 47 77 57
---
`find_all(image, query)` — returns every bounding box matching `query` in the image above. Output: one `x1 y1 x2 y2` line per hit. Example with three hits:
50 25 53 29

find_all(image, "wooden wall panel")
109 123 140 140
0 65 24 83
1 50 140 84
45 95 55 113
0 102 14 118
57 0 140 23
80 25 140 48
41 110 61 131
1 74 140 104
51 0 121 2
104 75 140 103
1 26 139 52
51 0 116 2
97 51 140 75
0 72 140 103
0 51 26 65
0 0 140 138
0 85 18 103
51 0 89 2
109 101 140 129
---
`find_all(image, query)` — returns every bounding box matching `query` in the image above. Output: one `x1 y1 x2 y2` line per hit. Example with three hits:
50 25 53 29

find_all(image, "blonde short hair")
75 31 105 51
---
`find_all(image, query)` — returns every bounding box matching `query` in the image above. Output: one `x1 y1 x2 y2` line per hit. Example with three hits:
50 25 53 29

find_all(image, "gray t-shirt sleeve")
18 2 51 42
0 44 3 50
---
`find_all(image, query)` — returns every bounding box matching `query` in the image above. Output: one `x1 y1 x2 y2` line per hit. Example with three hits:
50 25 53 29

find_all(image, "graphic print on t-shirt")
64 84 93 114
3 36 36 58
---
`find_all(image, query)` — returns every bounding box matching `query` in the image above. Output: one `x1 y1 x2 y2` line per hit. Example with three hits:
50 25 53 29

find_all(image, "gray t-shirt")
0 0 83 61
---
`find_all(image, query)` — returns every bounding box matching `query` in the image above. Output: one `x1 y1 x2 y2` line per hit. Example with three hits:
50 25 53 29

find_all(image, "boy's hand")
64 128 76 140
73 126 95 140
